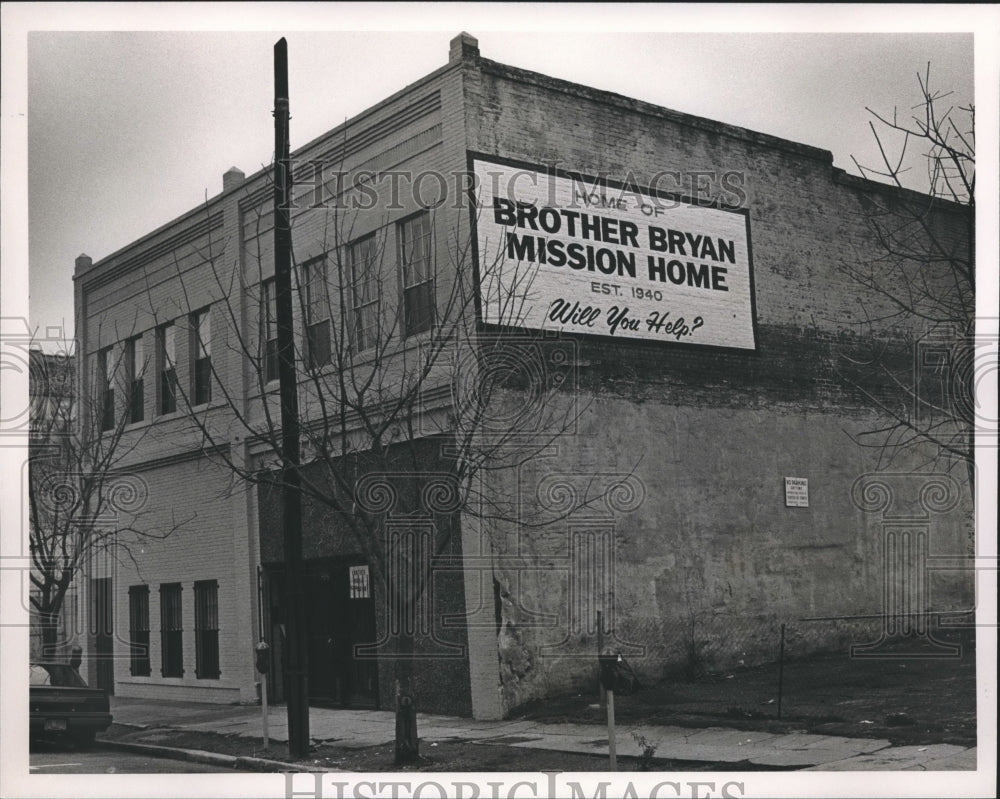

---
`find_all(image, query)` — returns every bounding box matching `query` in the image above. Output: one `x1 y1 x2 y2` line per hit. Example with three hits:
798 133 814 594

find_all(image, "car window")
30 663 87 687
29 665 51 685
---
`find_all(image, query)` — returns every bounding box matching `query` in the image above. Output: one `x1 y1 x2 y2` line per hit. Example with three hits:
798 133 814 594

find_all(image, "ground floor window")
128 585 151 676
159 583 183 677
194 580 220 679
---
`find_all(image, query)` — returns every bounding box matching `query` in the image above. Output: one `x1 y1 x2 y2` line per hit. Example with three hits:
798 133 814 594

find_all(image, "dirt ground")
519 627 978 748
99 627 978 772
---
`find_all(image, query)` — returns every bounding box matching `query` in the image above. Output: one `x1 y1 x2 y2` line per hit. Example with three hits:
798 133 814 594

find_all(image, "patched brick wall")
456 54 974 715
463 57 968 339
482 389 974 715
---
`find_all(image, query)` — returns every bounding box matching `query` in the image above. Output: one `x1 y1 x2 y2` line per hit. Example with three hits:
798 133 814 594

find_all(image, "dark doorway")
90 577 114 694
264 560 378 709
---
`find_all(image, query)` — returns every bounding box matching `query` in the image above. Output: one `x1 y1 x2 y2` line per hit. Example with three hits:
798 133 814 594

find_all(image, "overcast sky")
2 4 997 349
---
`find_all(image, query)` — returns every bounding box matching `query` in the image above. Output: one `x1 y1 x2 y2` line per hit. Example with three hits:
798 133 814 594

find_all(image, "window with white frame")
398 212 434 337
97 346 115 431
126 335 144 423
262 279 279 382
349 235 380 352
157 323 176 415
302 257 331 369
191 308 212 405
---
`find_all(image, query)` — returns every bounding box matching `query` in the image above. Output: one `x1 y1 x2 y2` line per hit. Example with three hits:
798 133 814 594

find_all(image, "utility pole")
273 36 309 759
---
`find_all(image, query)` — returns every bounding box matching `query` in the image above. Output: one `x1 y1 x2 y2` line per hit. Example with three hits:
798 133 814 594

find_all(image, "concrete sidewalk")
106 696 977 771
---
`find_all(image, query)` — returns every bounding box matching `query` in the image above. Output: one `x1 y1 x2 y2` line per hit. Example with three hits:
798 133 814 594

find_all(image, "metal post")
597 610 606 711
273 36 309 759
256 565 264 640
261 671 270 748
606 688 617 770
777 623 785 720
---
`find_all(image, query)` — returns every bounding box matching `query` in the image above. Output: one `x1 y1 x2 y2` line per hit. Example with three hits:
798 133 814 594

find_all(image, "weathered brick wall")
459 56 975 715
483 393 973 712
464 57 969 339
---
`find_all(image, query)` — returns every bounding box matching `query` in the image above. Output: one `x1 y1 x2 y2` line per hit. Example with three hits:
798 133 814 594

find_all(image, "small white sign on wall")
784 477 809 508
349 565 370 599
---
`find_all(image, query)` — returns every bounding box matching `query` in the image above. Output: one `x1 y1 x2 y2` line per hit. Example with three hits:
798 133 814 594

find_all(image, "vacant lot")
521 627 978 747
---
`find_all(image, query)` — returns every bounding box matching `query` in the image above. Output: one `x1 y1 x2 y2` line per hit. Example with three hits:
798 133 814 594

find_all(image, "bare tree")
843 64 976 491
153 166 605 761
28 341 185 656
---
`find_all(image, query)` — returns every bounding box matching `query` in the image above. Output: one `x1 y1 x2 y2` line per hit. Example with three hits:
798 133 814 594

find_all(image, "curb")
99 738 330 773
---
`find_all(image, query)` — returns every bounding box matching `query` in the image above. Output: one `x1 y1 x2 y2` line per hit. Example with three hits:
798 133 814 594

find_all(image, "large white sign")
471 155 757 350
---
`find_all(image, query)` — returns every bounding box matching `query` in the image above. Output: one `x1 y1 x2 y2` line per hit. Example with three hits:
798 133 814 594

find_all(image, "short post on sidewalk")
395 678 419 765
597 610 606 712
598 652 619 770
255 640 271 747
777 623 785 721
606 688 617 770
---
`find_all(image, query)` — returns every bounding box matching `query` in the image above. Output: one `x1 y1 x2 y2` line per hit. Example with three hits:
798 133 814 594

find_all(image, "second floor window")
97 347 114 431
349 235 379 352
399 213 434 337
302 257 331 369
157 323 176 415
126 335 144 424
262 280 279 382
192 308 212 405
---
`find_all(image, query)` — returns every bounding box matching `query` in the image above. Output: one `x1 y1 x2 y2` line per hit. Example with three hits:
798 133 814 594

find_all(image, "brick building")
72 33 974 717
28 348 78 659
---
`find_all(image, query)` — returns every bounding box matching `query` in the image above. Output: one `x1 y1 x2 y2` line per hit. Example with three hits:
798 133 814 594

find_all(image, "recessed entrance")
263 560 378 709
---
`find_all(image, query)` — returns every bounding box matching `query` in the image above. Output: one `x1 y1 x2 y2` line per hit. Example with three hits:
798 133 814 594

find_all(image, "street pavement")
105 696 977 771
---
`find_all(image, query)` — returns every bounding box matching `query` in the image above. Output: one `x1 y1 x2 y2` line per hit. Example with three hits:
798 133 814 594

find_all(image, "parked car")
29 662 112 747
